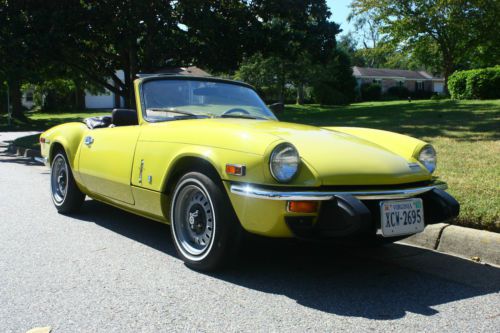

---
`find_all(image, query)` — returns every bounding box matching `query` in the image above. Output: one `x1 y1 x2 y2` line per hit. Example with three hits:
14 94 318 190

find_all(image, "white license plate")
380 198 424 237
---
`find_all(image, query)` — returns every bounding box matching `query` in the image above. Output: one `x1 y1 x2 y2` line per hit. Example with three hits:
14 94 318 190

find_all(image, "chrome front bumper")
230 182 448 200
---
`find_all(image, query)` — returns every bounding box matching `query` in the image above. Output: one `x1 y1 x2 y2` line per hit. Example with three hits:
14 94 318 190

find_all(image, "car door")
78 125 141 204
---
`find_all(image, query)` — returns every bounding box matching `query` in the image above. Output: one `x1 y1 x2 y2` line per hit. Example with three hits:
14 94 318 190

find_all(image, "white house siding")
433 82 444 94
85 70 125 109
84 92 115 109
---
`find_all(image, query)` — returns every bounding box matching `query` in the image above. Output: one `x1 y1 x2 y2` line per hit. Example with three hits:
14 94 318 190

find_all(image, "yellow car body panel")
78 126 140 204
39 76 450 239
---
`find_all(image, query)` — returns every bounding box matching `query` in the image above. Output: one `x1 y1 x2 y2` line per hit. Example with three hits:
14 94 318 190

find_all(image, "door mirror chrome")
84 136 94 146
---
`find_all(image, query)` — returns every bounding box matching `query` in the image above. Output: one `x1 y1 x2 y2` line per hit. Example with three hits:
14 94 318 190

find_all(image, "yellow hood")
140 119 431 185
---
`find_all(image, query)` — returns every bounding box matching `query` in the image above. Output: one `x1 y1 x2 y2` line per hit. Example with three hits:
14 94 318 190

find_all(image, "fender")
40 122 88 169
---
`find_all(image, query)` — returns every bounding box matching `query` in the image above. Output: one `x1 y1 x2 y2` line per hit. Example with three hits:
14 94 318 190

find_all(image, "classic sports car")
40 75 459 270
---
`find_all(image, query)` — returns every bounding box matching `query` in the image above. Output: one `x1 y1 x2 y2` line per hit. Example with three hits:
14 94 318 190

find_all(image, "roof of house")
154 66 210 76
352 66 442 80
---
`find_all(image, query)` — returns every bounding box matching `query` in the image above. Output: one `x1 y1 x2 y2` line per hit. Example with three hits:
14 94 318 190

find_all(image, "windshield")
141 79 277 122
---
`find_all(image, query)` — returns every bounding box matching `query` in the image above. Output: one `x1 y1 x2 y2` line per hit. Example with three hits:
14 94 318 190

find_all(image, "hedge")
360 83 382 101
448 66 500 100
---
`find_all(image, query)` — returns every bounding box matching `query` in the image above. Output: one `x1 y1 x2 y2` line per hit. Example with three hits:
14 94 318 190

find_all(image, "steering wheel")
221 108 250 116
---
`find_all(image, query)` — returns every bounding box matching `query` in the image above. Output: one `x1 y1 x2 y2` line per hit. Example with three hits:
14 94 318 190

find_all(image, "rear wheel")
50 152 85 213
170 172 241 271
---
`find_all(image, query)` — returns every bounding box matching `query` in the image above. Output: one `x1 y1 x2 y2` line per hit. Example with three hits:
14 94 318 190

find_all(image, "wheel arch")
49 141 67 164
162 155 223 196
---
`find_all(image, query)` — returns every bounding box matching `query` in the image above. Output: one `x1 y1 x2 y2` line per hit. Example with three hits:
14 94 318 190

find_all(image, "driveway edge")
401 223 500 266
7 143 42 159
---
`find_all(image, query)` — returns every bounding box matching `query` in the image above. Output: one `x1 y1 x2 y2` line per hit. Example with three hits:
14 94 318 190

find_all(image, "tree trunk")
123 65 131 109
442 53 454 96
9 78 26 121
296 83 304 105
278 63 285 104
128 42 138 109
75 85 86 110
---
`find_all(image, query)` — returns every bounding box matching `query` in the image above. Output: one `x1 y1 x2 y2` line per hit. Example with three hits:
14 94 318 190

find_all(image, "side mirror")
269 102 284 115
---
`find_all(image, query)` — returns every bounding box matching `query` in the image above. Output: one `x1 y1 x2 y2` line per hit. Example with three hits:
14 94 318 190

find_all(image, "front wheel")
170 172 241 271
50 152 85 213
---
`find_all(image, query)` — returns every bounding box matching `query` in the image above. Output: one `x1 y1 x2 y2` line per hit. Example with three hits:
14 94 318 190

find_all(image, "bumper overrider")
229 182 460 240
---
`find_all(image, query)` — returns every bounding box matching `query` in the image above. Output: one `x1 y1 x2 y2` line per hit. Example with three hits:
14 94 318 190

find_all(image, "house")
352 66 445 94
84 70 125 109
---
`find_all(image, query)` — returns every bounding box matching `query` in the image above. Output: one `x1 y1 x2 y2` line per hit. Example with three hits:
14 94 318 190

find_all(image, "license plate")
380 198 424 237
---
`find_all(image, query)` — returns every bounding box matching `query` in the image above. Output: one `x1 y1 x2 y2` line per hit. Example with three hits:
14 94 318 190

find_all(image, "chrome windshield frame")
138 75 276 123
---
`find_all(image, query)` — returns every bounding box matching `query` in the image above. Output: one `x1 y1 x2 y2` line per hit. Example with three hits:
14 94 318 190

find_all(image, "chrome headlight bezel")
418 144 437 174
269 143 300 183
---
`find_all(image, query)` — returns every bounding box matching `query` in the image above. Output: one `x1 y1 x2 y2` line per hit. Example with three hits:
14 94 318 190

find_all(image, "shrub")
448 71 468 99
386 86 410 99
312 85 349 105
411 90 433 100
430 93 448 101
360 83 382 101
449 66 500 99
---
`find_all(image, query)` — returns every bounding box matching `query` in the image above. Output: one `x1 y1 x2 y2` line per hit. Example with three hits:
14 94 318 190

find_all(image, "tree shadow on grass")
70 199 500 321
281 100 500 141
0 116 87 132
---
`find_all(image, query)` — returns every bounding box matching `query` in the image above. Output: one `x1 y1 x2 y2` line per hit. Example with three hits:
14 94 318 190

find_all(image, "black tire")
50 151 85 213
170 172 241 271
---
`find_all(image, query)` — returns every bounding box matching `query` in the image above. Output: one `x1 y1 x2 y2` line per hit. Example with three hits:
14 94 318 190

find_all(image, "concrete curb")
6 143 43 163
7 143 39 157
401 223 500 267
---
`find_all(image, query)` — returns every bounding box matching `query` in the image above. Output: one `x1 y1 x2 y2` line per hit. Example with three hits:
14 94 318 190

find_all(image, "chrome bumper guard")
230 182 448 200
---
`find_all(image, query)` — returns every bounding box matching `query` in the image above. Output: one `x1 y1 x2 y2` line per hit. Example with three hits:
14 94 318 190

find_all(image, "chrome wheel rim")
51 155 68 204
172 180 215 259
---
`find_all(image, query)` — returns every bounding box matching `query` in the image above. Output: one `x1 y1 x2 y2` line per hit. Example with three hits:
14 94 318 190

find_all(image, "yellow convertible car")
40 75 459 270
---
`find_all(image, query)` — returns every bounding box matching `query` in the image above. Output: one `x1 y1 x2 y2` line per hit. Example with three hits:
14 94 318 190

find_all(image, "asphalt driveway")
0 138 499 332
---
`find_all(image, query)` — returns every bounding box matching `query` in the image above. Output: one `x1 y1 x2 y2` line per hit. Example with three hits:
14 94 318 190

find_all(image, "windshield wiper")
219 114 268 120
146 108 206 118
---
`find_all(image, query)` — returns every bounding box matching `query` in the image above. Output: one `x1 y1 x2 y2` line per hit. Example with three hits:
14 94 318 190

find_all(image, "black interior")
83 109 138 129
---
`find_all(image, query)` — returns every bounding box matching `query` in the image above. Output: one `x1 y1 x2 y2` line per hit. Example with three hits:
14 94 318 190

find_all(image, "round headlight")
418 145 437 173
270 143 300 183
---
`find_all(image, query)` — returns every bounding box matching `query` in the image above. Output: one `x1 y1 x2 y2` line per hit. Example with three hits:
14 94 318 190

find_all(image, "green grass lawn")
2 100 499 231
279 99 499 232
0 109 109 132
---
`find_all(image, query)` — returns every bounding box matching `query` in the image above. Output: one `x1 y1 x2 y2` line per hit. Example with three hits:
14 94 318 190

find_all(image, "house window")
416 81 424 91
398 80 405 87
372 79 382 84
26 92 33 102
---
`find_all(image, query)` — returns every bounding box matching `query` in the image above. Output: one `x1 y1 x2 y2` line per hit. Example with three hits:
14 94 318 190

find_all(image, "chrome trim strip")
230 183 448 200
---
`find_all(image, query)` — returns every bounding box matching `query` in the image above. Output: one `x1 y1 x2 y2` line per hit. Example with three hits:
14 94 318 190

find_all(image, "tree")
0 0 36 120
350 0 500 92
249 0 339 103
311 49 356 105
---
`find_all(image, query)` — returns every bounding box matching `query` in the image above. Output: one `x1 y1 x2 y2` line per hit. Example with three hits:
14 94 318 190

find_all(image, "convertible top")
84 115 111 129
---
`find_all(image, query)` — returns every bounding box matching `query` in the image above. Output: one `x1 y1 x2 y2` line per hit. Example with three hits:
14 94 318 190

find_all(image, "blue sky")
326 0 354 35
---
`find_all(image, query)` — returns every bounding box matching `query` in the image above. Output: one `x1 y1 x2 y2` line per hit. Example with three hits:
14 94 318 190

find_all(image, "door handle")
84 136 94 146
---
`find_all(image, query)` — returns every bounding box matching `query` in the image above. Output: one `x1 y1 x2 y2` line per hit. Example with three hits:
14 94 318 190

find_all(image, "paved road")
0 137 499 332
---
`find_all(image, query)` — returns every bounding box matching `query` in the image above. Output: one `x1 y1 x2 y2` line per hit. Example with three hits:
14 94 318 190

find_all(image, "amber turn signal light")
226 164 246 176
287 201 318 213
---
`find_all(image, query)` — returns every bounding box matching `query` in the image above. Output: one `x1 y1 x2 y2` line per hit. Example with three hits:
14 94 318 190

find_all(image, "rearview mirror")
269 102 284 115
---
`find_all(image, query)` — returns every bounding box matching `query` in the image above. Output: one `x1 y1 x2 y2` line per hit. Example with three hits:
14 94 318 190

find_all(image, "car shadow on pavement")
74 199 500 321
